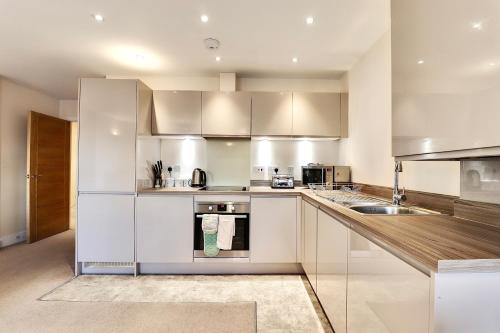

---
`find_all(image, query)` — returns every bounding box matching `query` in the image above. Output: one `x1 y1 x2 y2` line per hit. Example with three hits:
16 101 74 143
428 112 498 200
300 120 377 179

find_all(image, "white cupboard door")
303 200 318 291
317 210 348 333
78 78 137 192
292 92 341 137
77 194 135 262
136 195 194 263
347 230 430 333
251 92 293 136
201 92 251 136
152 91 202 135
250 196 297 263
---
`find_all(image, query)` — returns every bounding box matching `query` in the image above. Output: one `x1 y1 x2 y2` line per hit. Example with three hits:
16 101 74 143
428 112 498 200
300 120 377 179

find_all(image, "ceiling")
0 0 389 99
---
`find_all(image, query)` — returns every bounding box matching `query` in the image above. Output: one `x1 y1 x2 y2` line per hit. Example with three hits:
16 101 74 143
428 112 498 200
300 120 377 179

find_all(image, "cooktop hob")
201 186 248 192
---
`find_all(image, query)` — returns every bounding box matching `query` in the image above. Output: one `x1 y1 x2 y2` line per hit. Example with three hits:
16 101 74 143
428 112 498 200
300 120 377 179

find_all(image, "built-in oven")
193 202 250 258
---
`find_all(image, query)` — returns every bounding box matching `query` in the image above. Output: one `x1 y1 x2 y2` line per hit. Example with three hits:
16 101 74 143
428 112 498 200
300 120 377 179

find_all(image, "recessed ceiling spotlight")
306 17 314 25
472 22 483 30
201 15 209 23
490 62 496 66
417 59 424 64
292 57 298 63
135 54 145 62
93 13 104 22
215 56 221 62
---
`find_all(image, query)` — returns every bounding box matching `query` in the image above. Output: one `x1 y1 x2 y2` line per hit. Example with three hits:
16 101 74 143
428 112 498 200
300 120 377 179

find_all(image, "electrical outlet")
287 166 294 176
252 166 266 180
268 166 280 176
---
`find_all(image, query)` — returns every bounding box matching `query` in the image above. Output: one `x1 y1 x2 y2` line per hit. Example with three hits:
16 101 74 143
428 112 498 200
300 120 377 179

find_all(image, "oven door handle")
195 214 247 219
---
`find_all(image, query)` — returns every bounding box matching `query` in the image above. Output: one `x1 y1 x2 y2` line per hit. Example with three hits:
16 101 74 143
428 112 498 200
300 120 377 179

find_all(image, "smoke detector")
204 38 220 50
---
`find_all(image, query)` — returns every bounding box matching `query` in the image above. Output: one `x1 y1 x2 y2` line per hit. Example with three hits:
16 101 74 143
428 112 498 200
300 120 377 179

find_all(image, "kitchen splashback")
461 159 500 205
136 137 341 187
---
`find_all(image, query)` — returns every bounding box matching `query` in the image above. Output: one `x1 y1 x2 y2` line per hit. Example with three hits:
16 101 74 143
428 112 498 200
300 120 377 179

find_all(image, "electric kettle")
191 168 207 187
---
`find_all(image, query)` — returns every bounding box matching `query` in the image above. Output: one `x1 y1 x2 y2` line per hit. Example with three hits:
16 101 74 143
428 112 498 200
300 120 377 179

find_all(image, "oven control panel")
195 202 249 214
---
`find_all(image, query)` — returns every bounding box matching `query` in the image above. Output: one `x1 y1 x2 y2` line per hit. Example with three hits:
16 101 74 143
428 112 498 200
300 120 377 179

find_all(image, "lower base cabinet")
347 231 430 333
136 195 194 263
303 200 318 291
317 210 348 333
250 196 297 263
77 194 135 262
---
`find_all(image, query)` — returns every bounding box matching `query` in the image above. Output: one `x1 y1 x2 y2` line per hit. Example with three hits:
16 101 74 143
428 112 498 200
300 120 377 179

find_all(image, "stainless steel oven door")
193 213 250 258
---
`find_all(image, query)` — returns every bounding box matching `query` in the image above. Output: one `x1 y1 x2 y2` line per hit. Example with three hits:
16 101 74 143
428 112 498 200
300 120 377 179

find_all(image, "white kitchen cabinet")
302 200 318 291
251 92 293 136
347 230 430 333
317 210 348 333
250 196 297 263
292 92 341 137
152 91 202 135
78 78 142 193
137 80 153 136
201 91 251 136
77 194 135 262
136 195 194 263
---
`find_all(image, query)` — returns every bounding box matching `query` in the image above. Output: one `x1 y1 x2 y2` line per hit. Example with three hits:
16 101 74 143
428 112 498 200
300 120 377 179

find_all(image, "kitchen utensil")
191 168 207 187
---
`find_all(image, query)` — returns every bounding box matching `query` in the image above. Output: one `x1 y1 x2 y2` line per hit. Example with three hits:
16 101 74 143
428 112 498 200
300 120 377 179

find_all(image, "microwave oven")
301 165 350 185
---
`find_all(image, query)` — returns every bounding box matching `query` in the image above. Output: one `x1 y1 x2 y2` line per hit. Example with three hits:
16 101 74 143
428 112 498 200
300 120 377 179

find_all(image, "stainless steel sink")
349 205 433 215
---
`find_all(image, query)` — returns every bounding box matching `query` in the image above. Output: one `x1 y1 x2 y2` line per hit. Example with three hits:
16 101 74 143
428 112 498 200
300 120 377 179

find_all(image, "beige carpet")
0 231 256 333
42 274 324 332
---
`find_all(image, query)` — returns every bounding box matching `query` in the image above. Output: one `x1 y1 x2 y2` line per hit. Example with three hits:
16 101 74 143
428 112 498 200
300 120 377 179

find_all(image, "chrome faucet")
392 161 407 206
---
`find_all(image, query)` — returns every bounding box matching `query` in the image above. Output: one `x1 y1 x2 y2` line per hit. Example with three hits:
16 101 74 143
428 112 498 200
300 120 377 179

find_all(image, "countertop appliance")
194 202 250 258
271 175 294 189
191 168 207 187
302 164 351 185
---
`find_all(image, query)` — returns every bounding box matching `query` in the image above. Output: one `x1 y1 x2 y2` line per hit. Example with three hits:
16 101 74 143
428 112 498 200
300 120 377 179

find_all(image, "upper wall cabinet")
392 0 500 159
79 78 150 192
152 91 202 135
201 92 251 137
251 92 293 136
292 92 341 137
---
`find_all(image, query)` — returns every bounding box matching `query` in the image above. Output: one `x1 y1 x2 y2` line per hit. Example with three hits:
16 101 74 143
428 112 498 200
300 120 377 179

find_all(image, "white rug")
41 275 324 333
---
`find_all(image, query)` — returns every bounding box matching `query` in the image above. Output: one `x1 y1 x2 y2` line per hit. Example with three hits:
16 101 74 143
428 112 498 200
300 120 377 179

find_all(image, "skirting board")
139 263 304 275
0 231 26 248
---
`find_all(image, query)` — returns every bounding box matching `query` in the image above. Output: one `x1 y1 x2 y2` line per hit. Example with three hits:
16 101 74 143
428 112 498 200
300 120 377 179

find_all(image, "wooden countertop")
138 186 500 274
301 191 500 275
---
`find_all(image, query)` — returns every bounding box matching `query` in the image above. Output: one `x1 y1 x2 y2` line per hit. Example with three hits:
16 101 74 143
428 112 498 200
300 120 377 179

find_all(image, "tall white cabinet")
78 78 151 267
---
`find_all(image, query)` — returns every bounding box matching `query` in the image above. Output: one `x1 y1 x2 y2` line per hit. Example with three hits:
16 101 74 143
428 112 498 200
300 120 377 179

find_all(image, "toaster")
271 175 295 189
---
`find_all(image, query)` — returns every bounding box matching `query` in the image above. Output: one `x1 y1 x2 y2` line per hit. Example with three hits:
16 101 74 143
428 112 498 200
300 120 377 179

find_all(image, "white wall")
340 32 460 196
59 99 78 121
0 78 59 246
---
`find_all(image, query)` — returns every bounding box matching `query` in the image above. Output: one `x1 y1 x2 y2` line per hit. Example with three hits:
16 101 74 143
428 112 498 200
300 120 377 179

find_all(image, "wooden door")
27 111 71 243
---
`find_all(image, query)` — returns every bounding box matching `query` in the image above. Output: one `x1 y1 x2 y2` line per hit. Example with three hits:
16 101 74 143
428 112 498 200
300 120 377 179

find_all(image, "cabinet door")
347 230 430 333
292 92 341 137
77 194 135 262
78 78 137 192
136 195 194 263
201 92 251 136
303 200 318 291
251 92 292 136
152 91 202 135
250 196 297 263
317 210 348 333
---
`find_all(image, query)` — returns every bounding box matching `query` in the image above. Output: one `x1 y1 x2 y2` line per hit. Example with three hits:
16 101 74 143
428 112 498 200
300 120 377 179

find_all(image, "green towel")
203 231 220 257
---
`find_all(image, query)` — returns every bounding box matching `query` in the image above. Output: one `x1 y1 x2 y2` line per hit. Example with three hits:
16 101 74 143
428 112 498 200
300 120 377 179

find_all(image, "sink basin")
349 205 432 215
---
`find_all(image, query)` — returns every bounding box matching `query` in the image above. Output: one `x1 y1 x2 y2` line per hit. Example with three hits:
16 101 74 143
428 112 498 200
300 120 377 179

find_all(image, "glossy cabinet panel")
302 200 318 291
347 230 430 333
77 194 135 262
251 92 293 136
292 92 341 137
136 196 194 263
201 92 251 136
317 210 348 333
392 0 500 158
78 78 137 192
250 196 297 263
152 91 202 135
